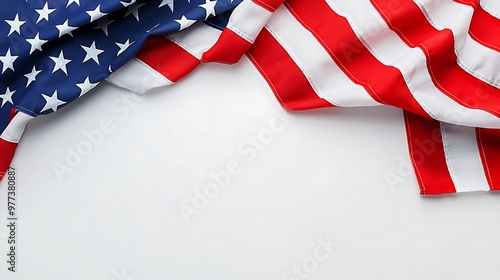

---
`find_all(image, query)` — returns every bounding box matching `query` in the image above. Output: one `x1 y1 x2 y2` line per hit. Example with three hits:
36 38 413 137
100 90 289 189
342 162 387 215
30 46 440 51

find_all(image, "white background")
1 57 500 280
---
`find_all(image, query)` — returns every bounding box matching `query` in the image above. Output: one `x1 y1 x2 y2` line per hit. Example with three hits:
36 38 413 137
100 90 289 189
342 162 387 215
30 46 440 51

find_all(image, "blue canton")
0 0 242 132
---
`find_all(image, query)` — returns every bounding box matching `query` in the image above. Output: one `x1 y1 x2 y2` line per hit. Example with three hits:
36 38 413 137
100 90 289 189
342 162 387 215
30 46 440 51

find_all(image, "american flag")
0 0 241 179
108 0 500 195
2 0 500 196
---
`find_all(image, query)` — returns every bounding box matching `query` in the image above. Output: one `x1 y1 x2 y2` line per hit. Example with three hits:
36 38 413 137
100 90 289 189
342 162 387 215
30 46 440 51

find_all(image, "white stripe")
109 23 221 94
264 6 379 107
107 58 172 94
167 22 222 59
226 0 273 43
326 0 500 128
440 123 490 192
481 0 500 19
1 112 33 143
415 0 500 88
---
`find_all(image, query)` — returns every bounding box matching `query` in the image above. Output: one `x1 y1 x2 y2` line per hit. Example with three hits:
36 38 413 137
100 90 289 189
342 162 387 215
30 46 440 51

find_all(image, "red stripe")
9 108 17 122
476 128 500 191
371 0 500 117
403 111 456 195
251 0 284 12
246 28 333 110
0 138 17 182
285 0 429 118
136 36 200 83
454 0 500 52
201 28 252 64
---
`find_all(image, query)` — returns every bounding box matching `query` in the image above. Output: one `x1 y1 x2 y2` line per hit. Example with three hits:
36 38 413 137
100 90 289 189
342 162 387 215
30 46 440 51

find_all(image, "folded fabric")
108 0 500 195
0 0 242 180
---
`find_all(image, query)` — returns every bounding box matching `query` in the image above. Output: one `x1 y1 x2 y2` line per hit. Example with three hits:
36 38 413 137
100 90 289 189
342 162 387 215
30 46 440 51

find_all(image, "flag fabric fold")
109 0 500 195
0 0 242 181
2 0 500 195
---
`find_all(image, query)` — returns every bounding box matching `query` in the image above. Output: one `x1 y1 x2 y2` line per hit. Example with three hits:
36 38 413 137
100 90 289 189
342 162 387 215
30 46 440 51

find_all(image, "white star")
159 0 174 11
0 87 15 107
26 33 47 54
86 5 107 22
120 0 137 8
41 90 66 113
93 17 114 36
56 20 77 37
81 41 104 65
24 66 42 87
124 2 145 21
66 0 80 7
199 0 217 19
116 39 134 56
5 14 25 36
175 16 196 30
35 2 56 23
0 49 18 73
76 77 98 97
49 51 71 75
